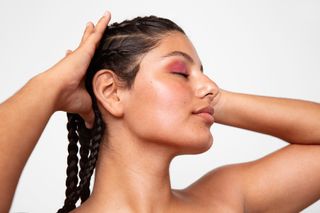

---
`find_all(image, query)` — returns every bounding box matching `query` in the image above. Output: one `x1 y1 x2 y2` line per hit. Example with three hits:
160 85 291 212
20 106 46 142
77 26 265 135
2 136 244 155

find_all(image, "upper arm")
242 144 320 212
185 144 320 212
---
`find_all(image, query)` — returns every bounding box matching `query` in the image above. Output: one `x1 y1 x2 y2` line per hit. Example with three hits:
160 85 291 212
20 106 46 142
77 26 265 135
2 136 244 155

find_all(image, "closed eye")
173 72 189 78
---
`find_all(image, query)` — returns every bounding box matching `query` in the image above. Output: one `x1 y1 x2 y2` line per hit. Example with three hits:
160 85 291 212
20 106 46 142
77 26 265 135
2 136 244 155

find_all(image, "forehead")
140 32 201 67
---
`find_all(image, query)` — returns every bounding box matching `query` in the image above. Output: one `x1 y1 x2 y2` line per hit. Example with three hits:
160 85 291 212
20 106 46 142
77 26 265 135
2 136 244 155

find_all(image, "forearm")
214 90 320 144
0 72 60 212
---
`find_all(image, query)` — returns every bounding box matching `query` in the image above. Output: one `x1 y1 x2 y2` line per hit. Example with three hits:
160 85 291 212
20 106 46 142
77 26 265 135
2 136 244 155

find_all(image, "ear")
93 69 124 117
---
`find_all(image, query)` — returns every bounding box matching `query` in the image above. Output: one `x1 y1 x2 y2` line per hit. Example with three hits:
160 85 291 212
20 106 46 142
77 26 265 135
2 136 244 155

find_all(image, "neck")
83 133 178 213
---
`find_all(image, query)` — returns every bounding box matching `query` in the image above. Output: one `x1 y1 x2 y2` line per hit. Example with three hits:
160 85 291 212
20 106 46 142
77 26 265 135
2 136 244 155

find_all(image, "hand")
43 11 111 128
212 88 226 122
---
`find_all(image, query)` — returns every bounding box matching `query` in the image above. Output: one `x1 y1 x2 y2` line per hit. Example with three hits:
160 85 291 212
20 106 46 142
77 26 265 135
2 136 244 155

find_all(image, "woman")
1 11 320 213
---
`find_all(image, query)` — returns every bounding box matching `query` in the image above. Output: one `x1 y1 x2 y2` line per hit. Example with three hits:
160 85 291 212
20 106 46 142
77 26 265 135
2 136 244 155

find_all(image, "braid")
58 103 105 212
77 117 92 203
75 102 105 202
58 113 80 213
58 15 184 212
85 104 105 179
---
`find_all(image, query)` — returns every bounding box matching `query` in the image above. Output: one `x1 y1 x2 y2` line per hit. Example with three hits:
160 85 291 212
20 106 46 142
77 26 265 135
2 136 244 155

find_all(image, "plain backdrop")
0 0 319 212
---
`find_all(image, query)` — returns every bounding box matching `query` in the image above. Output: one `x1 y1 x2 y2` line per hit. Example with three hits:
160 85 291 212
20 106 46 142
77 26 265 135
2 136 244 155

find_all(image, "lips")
192 106 215 124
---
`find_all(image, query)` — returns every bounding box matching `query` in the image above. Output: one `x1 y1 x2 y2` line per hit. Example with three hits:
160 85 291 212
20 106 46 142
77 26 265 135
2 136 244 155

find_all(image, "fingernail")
86 22 91 27
85 121 93 129
103 10 110 17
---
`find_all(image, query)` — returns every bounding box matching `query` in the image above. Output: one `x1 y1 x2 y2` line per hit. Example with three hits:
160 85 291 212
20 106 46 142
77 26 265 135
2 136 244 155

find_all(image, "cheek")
126 78 192 136
145 80 192 124
124 76 213 153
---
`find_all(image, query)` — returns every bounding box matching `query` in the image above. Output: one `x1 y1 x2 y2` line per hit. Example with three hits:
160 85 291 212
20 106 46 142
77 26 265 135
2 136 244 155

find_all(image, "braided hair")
57 15 184 212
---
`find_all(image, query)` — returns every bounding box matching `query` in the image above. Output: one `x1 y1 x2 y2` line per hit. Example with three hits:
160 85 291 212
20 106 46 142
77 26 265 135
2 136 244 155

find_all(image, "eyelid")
172 71 189 79
172 69 188 74
171 68 189 77
170 60 188 73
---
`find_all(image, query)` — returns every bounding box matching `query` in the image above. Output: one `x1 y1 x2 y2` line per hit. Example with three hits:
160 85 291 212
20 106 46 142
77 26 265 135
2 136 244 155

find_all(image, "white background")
0 0 319 212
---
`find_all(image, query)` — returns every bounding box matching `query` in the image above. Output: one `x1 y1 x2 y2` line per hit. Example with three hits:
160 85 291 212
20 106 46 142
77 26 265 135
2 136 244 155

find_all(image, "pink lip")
192 106 215 124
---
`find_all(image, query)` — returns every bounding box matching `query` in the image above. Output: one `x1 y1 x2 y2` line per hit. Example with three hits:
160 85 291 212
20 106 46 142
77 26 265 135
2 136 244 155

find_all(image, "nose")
194 73 219 101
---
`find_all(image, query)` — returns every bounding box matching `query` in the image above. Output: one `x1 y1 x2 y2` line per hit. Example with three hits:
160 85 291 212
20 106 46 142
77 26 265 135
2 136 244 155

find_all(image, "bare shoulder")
180 163 248 212
181 144 320 212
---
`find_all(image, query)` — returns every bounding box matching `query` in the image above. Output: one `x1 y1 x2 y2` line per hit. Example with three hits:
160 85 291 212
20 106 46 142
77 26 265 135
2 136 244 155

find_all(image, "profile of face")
59 17 220 212
100 32 219 155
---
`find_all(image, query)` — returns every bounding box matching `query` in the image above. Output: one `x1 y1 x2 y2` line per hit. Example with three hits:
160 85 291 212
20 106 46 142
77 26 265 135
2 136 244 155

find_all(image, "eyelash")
173 72 189 78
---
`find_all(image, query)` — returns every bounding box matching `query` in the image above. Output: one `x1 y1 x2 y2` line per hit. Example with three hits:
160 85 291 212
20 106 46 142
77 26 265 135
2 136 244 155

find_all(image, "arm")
214 90 320 144
0 12 111 212
211 90 320 212
0 73 60 212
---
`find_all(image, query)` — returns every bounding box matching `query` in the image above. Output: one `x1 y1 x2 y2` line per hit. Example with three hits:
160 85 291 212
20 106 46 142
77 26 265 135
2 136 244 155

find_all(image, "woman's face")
122 32 219 154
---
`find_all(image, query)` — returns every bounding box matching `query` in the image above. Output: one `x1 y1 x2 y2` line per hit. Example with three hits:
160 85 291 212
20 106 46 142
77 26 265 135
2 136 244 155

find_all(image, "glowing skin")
121 32 219 155
85 31 220 213
2 13 320 212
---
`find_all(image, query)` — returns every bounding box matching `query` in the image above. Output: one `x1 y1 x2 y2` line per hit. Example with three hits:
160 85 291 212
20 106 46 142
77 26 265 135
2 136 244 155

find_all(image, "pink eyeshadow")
169 61 187 73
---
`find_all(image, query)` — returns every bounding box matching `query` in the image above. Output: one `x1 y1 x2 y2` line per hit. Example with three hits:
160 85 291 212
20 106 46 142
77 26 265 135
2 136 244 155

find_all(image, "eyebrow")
162 51 204 72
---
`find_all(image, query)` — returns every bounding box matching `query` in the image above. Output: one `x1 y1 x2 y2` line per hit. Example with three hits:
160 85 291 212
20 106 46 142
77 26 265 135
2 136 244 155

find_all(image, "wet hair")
57 15 184 212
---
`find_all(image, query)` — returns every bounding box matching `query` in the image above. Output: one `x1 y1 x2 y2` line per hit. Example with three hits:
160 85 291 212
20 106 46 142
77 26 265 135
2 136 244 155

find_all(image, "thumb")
80 109 95 129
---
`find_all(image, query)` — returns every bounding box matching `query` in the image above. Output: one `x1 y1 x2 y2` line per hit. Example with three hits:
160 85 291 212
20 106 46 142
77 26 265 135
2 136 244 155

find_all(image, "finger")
80 109 95 129
75 11 111 58
94 11 111 36
76 86 95 129
80 22 94 46
84 11 111 46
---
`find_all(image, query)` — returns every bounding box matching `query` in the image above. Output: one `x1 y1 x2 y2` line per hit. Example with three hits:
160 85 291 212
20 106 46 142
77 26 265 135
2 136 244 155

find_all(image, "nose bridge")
194 72 218 99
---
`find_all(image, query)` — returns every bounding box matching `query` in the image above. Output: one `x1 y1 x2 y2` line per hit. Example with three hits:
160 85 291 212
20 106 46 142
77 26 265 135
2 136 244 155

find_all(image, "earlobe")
92 69 124 117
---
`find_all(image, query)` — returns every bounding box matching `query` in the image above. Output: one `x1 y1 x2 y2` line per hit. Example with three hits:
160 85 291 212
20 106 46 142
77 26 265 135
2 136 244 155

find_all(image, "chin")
177 135 213 155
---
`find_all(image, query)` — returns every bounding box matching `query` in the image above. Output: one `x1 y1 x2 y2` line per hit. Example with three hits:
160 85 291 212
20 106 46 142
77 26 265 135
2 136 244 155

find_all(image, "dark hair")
57 15 184 212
